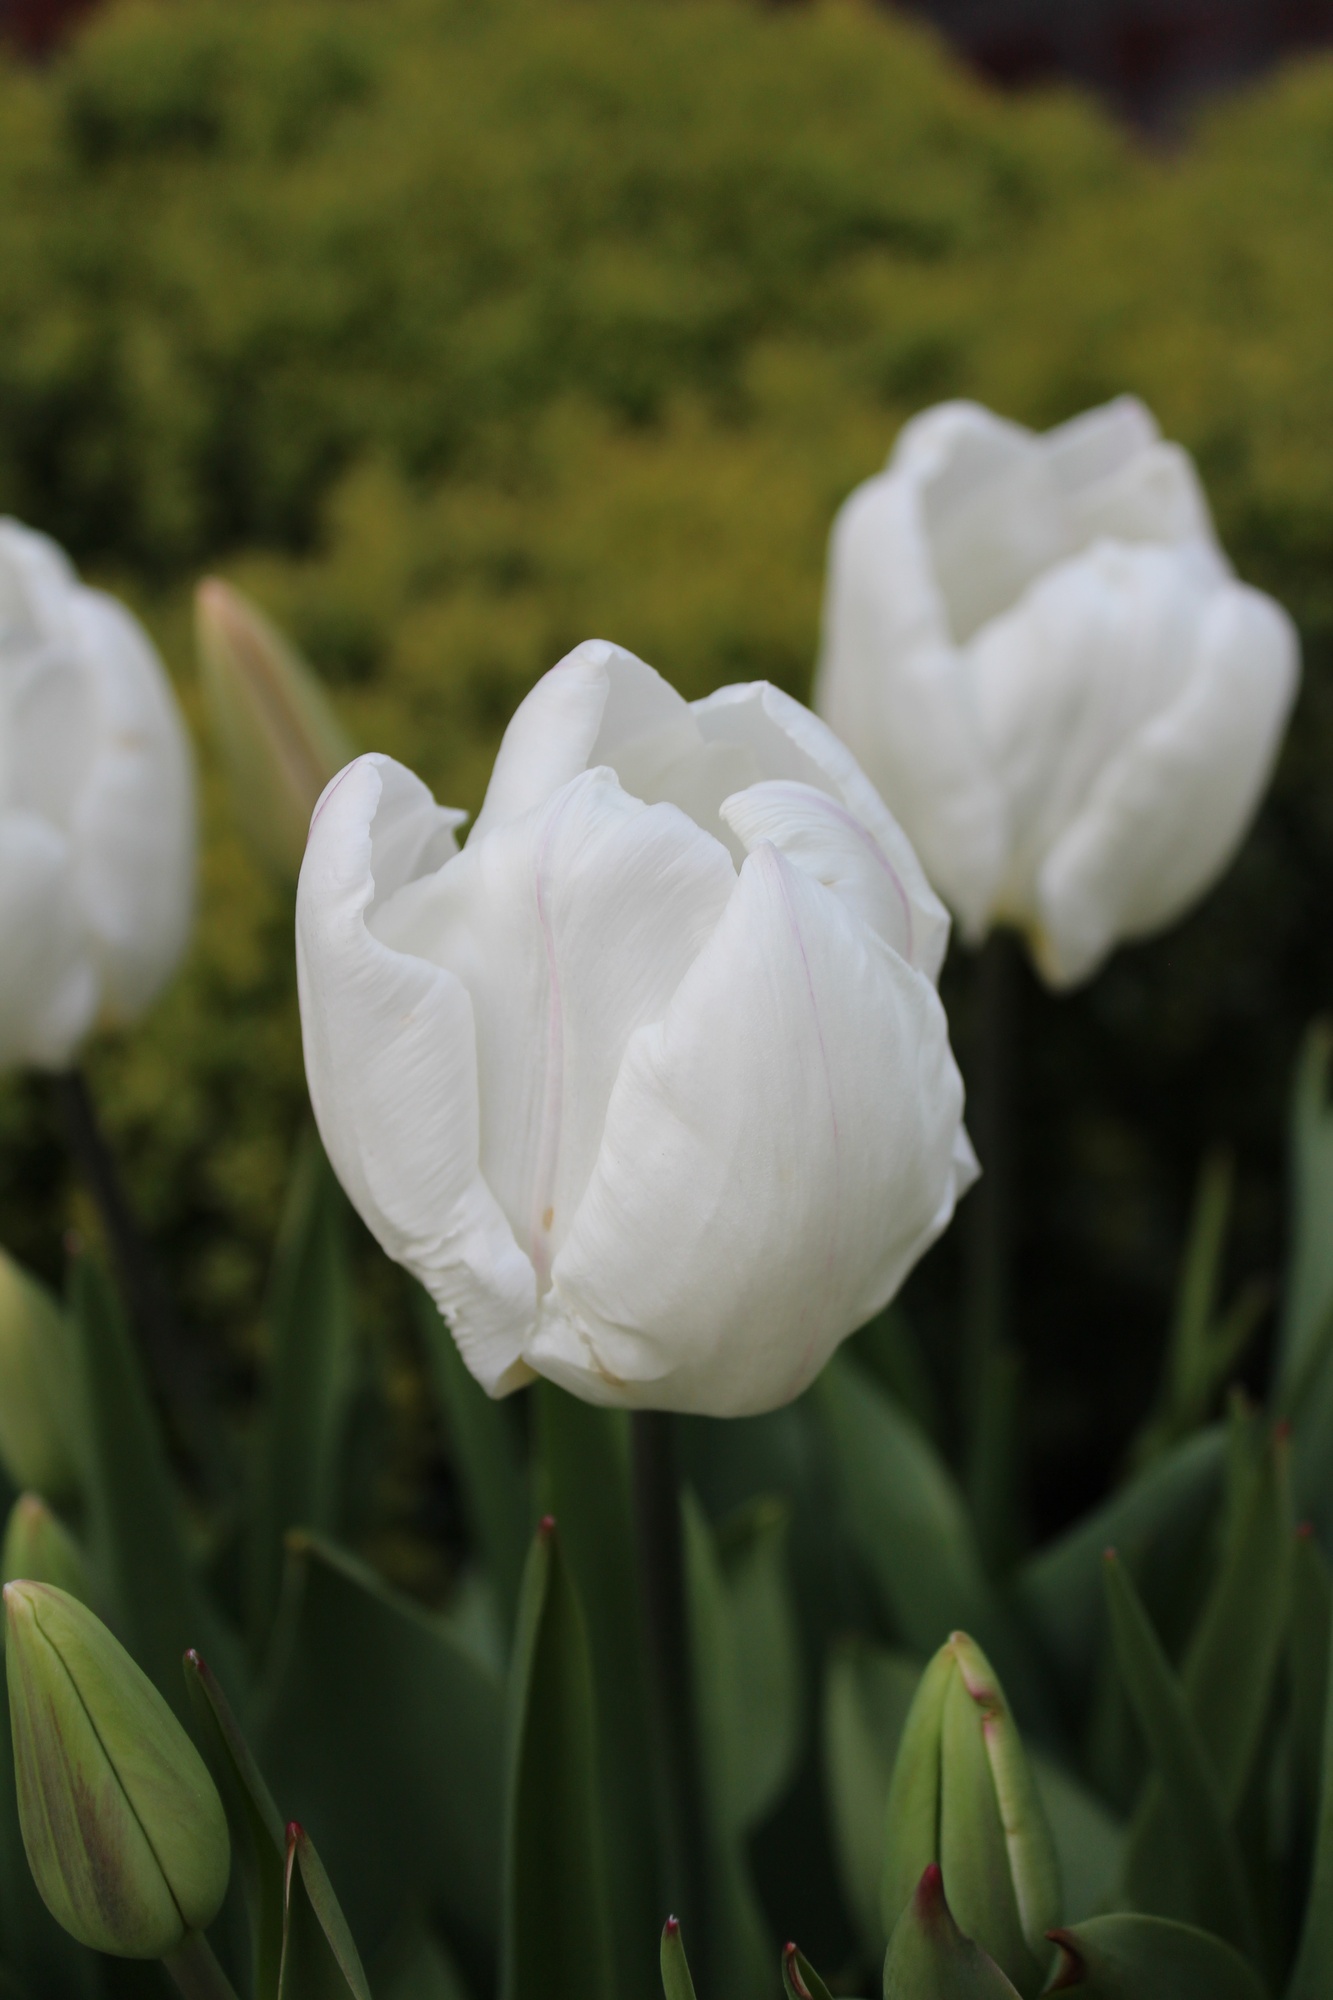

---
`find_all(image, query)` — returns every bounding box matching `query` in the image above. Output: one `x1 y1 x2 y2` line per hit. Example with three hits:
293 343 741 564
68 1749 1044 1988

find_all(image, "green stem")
163 1930 241 2000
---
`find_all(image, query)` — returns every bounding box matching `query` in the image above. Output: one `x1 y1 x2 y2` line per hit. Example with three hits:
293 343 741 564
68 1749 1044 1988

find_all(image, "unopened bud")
195 578 353 884
881 1633 1060 1998
5 1581 229 1957
883 1864 1023 1998
1 1496 91 1605
0 1249 79 1500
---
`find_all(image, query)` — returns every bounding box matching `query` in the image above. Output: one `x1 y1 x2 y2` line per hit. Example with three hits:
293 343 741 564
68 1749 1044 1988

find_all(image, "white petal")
1044 398 1218 553
1035 581 1299 986
697 678 950 979
0 519 78 652
467 639 618 843
814 463 1007 940
532 843 969 1416
720 779 918 964
66 590 196 1024
371 765 735 1284
0 812 97 1070
297 754 538 1393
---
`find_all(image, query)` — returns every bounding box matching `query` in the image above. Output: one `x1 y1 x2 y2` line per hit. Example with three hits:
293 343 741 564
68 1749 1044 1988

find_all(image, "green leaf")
1276 1024 1333 1402
279 1822 373 2000
248 1132 359 1648
659 1918 697 2000
881 1865 1022 1999
813 1358 1031 1710
69 1254 245 1719
534 1385 659 2000
1288 1552 1333 2000
1030 1757 1122 1926
414 1285 529 1632
1101 1553 1259 1960
716 1496 802 1829
502 1517 613 2000
255 1531 504 1974
376 1919 474 2000
183 1647 285 2000
1289 1526 1333 1835
823 1640 922 1958
1018 1429 1226 1695
682 1490 773 2000
781 1941 835 2000
1047 1913 1266 1998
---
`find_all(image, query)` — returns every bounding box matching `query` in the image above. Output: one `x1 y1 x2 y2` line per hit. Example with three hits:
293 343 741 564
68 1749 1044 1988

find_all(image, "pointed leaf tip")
538 1513 556 1539
1298 1519 1314 1538
783 1944 812 1999
664 1917 679 1936
1046 1930 1085 1990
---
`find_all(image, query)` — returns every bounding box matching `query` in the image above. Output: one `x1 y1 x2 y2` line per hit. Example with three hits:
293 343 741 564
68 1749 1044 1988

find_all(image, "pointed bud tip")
664 1916 680 1937
1298 1519 1315 1539
782 1944 813 2000
1102 1544 1118 1563
1274 1418 1293 1444
538 1514 557 1541
286 1821 305 1847
1046 1930 1085 1990
184 1648 202 1669
915 1861 945 1911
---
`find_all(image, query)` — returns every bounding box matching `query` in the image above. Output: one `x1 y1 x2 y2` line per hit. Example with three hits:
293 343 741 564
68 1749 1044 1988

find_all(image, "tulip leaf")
183 1648 285 2000
69 1253 245 1720
375 1919 473 2000
415 1285 529 1632
659 1918 697 2000
781 1941 835 2000
1046 1914 1266 1998
501 1518 613 2000
823 1640 922 1958
255 1530 503 1976
716 1495 803 1829
1290 1527 1333 1835
813 1357 1032 1710
1101 1553 1259 1960
882 1865 1022 1999
248 1132 359 1648
1275 1024 1333 1403
682 1490 775 2000
278 1822 373 2000
1018 1428 1226 1694
1029 1758 1122 1927
534 1385 659 2000
1287 1557 1333 2000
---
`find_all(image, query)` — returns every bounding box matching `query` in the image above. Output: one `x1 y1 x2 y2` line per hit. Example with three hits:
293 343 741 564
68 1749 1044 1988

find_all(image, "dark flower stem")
162 1932 241 2000
630 1409 710 1986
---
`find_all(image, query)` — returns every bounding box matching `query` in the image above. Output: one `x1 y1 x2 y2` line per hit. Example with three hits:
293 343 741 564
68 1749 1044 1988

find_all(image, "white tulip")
0 520 194 1069
816 397 1299 987
297 641 976 1415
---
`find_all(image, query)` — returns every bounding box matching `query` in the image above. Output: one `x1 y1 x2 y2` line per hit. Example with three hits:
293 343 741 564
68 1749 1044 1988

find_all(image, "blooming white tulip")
816 397 1299 987
0 520 194 1068
297 641 976 1415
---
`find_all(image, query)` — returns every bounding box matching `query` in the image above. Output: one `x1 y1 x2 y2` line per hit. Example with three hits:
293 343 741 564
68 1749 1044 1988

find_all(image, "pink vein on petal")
750 781 915 966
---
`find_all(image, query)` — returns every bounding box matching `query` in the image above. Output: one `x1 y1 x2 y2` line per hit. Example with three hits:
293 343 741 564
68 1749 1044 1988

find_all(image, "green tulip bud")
0 1249 79 1501
1 1496 92 1606
5 1581 229 1958
196 577 354 885
883 1863 1023 1998
881 1633 1060 1999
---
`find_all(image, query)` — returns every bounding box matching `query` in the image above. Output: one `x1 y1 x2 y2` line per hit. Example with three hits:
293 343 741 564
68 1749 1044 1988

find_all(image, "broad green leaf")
781 1941 835 2000
882 1866 1022 1999
1276 1024 1333 1401
501 1518 613 2000
1101 1554 1259 1960
850 1308 941 1445
183 1647 285 2000
823 1640 922 1957
255 1531 503 1974
279 1822 373 2000
69 1254 244 1719
1030 1757 1122 1925
534 1385 659 2000
376 1919 473 2000
415 1285 529 1631
682 1491 773 2000
1288 1562 1333 2000
813 1358 1031 1709
659 1919 697 2000
1047 1913 1265 1998
716 1496 802 1829
248 1132 359 1648
1290 1527 1333 1833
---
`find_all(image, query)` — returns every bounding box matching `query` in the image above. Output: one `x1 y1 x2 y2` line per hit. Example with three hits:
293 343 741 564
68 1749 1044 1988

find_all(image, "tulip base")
162 1932 240 2000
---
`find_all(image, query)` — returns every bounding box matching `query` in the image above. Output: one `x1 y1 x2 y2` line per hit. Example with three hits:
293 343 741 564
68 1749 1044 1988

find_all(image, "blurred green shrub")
0 0 1331 1523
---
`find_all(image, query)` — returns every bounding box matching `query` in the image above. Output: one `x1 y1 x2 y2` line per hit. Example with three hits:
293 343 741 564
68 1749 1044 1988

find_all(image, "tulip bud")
5 1581 229 1957
196 578 354 885
883 1864 1023 1998
0 1249 79 1500
1 1496 91 1605
881 1633 1060 1999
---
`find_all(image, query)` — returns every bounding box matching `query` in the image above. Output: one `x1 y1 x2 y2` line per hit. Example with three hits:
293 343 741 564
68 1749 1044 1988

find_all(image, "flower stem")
963 929 1025 1569
630 1410 709 1983
162 1931 241 2000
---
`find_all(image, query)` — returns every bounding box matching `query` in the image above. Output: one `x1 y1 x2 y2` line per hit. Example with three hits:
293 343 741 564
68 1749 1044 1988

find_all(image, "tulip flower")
0 519 195 1068
195 578 353 886
297 640 975 1415
4 1581 230 1959
816 398 1299 987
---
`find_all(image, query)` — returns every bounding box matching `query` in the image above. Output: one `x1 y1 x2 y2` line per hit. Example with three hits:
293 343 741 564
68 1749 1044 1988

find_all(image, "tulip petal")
696 679 950 979
720 779 918 965
535 843 968 1414
468 639 623 844
297 755 538 1393
0 812 97 1070
1035 579 1299 986
371 765 736 1287
1046 398 1216 552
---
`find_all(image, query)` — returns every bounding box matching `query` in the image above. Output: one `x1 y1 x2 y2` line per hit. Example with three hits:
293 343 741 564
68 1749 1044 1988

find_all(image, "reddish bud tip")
538 1514 557 1541
286 1821 304 1845
1275 1419 1293 1444
664 1916 680 1936
1046 1930 1086 1991
1298 1519 1315 1539
1102 1545 1118 1563
783 1944 813 1999
914 1861 945 1917
184 1649 202 1669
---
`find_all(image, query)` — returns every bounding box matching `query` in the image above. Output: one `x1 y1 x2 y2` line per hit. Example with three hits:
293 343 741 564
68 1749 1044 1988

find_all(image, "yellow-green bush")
1 0 1331 1509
